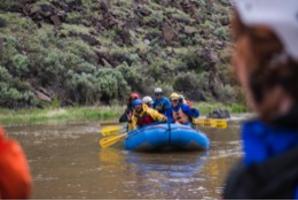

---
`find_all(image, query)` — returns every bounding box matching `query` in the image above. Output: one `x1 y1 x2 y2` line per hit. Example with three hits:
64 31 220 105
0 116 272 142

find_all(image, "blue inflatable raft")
124 123 210 151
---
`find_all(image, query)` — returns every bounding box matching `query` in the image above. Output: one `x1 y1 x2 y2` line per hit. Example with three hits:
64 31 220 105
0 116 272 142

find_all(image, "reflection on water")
6 122 241 199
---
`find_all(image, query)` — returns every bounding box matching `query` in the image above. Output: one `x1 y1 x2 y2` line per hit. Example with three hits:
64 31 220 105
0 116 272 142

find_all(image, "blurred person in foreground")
223 0 298 199
0 127 31 198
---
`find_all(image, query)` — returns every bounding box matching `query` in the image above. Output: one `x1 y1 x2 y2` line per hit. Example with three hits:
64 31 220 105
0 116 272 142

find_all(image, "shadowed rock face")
0 0 239 108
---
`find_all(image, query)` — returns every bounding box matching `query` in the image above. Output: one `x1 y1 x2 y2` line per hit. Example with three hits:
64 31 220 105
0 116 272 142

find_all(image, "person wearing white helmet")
223 0 298 199
153 87 173 122
154 87 163 94
142 96 153 107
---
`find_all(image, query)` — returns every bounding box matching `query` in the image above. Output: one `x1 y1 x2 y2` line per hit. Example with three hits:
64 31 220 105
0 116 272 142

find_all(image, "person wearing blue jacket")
153 87 173 122
170 92 199 125
223 0 298 199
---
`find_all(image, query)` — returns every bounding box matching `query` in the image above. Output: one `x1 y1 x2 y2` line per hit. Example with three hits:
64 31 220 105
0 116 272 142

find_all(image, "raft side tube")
124 124 210 152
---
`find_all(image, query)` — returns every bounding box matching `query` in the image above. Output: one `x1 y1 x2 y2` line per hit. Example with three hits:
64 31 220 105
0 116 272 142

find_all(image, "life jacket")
172 107 191 124
0 128 32 199
136 114 154 126
129 104 167 130
223 148 298 199
135 110 154 127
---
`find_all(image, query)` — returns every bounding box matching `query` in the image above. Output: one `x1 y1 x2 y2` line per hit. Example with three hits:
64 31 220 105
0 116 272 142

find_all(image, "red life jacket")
0 128 32 199
136 114 154 126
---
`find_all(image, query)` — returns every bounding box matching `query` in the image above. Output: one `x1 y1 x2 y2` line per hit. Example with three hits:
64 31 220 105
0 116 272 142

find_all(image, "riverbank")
0 106 124 126
0 102 247 126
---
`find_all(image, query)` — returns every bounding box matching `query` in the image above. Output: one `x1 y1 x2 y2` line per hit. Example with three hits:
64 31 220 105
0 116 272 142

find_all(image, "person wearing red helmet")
119 92 141 123
129 93 140 100
0 127 32 199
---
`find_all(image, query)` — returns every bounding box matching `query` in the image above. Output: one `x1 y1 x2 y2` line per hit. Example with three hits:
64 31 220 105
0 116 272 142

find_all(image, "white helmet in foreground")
142 96 153 105
233 0 298 60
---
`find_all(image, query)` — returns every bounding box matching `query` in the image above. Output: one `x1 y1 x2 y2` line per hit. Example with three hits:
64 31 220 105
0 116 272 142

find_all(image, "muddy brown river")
5 121 242 199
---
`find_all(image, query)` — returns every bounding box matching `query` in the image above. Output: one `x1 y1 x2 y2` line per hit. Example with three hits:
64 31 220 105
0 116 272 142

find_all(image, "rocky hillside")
0 0 240 108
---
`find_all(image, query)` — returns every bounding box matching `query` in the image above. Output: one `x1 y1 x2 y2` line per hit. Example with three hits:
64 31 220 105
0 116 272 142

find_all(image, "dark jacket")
119 104 133 123
223 117 298 199
223 148 298 199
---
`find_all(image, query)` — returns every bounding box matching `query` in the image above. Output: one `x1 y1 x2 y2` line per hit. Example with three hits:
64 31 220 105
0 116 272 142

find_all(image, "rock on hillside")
0 0 240 108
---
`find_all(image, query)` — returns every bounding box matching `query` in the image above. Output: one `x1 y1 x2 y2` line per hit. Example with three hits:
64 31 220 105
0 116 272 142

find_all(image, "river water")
6 121 242 199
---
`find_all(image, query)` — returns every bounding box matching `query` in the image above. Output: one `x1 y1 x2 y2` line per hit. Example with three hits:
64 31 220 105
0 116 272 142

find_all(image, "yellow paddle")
99 133 127 148
99 118 228 148
100 125 123 137
194 118 228 129
100 119 228 137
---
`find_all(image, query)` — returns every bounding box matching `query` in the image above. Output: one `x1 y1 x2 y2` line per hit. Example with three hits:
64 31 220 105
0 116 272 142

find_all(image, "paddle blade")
210 120 228 129
100 125 122 137
99 133 127 148
194 118 228 129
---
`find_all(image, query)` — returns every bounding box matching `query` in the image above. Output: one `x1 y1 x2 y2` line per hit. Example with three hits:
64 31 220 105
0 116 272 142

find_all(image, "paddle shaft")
100 118 228 137
99 133 127 148
99 119 227 149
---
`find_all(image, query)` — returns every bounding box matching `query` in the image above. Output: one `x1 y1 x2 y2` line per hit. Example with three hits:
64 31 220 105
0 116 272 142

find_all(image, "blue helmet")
132 99 142 107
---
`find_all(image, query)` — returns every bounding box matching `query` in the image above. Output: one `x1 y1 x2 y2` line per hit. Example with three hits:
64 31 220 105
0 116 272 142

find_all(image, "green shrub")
39 50 66 83
0 1 22 11
173 72 205 101
147 58 174 82
214 27 228 40
95 68 130 103
0 17 7 28
64 68 130 104
143 10 164 27
12 54 29 77
180 49 218 76
117 63 143 92
65 72 98 104
0 65 12 81
0 0 238 108
64 40 97 65
0 36 19 66
217 84 237 102
0 65 38 108
65 12 82 24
